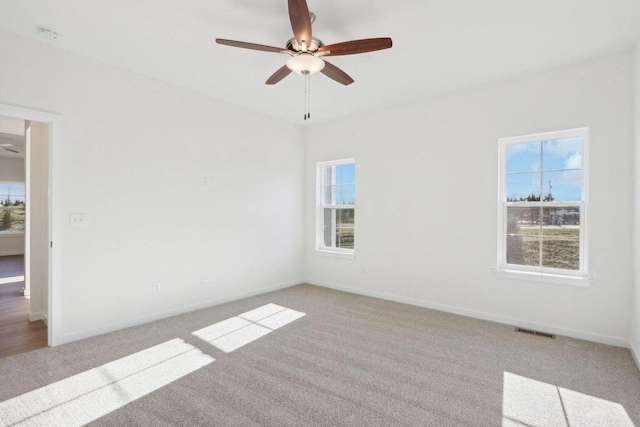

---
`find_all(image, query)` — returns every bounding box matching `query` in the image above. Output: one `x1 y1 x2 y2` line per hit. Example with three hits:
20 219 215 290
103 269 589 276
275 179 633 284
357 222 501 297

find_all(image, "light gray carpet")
0 284 639 426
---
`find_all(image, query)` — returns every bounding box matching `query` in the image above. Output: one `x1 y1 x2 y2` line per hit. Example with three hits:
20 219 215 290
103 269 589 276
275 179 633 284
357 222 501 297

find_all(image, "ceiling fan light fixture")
286 53 325 75
288 37 323 52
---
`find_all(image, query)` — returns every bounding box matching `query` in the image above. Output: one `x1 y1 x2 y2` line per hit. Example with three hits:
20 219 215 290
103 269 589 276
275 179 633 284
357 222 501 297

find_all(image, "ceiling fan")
216 0 392 119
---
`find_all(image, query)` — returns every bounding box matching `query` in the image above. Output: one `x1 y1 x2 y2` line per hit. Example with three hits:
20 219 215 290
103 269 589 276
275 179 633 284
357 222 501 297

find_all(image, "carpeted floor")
0 284 639 426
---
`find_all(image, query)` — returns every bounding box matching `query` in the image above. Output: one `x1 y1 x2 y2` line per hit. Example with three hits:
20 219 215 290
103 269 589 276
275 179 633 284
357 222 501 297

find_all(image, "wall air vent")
515 327 556 339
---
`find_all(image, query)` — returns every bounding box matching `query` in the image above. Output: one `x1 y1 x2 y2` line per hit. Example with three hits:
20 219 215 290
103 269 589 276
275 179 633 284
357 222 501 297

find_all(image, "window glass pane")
506 173 541 202
541 207 580 270
324 167 333 186
540 207 580 269
0 206 25 234
335 163 355 185
324 208 334 229
337 209 355 227
323 208 336 248
541 170 582 202
323 208 355 249
542 207 580 232
506 207 540 267
542 137 582 172
506 235 539 267
336 184 355 205
323 227 333 247
507 207 541 235
337 227 354 249
0 183 9 192
506 141 541 173
322 228 355 249
324 185 334 205
323 166 334 205
542 237 579 270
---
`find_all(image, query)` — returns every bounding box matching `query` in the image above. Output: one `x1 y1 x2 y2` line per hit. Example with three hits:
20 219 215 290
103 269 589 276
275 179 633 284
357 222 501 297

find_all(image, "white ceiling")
0 0 639 125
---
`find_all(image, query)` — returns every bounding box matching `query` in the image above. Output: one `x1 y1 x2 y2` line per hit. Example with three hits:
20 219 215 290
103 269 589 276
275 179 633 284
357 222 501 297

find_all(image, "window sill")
315 249 356 260
495 268 592 288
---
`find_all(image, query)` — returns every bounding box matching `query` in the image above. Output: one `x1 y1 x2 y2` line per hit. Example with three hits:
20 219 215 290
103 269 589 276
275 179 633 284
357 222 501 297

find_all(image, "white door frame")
0 103 61 346
24 121 31 298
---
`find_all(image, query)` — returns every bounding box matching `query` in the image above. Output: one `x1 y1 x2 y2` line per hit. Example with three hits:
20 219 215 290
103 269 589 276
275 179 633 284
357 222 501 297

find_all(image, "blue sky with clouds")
334 163 355 205
506 137 582 201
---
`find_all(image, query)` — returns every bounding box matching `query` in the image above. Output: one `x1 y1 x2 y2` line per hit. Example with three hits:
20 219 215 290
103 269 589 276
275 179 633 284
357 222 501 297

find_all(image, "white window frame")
496 128 591 287
316 158 356 259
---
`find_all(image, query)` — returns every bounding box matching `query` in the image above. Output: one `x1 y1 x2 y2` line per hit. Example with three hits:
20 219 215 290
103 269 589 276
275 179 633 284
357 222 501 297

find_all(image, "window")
316 159 355 256
0 181 26 234
497 129 589 285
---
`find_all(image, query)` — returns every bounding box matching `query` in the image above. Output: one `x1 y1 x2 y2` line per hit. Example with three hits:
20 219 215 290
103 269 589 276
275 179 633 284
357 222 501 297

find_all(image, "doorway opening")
0 114 50 358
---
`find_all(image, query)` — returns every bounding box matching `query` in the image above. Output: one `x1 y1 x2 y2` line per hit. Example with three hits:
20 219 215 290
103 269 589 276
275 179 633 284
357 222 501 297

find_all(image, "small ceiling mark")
38 27 58 40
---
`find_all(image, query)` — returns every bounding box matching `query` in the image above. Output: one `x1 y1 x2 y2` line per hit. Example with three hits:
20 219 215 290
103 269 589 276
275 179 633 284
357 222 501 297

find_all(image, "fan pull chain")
303 71 311 120
307 74 311 119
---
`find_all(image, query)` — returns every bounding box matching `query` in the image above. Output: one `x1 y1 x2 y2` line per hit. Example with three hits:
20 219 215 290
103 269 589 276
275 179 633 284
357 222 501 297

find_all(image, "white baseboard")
306 278 629 348
58 278 303 346
29 311 48 326
631 342 640 372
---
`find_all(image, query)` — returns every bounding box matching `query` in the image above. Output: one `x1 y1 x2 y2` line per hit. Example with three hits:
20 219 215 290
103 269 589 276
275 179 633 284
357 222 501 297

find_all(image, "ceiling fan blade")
216 39 285 54
318 38 393 56
266 65 292 85
288 0 312 48
321 61 354 85
1 147 19 153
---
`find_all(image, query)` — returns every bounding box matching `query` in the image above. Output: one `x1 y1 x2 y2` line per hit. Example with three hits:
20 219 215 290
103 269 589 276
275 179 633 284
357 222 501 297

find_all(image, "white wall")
0 156 25 256
0 30 304 344
0 157 24 181
304 52 635 346
632 41 640 364
0 235 24 257
27 121 49 321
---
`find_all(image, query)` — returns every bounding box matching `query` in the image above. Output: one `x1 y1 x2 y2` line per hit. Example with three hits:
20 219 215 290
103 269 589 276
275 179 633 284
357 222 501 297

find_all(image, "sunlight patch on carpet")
502 372 634 427
192 304 306 353
0 339 214 427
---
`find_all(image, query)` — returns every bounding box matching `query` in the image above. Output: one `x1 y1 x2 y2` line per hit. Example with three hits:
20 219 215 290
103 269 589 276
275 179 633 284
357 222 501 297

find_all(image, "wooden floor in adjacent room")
0 255 47 359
